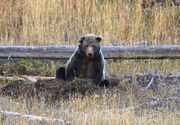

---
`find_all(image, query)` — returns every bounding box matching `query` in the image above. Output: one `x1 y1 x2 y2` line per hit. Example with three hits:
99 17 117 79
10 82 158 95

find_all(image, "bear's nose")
88 53 93 57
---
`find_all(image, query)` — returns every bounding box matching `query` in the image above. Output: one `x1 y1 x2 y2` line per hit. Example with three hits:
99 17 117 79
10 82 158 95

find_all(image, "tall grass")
0 1 179 124
1 89 180 125
0 0 179 45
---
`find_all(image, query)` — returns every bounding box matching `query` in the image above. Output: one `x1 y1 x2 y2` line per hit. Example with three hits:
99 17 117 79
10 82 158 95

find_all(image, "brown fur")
65 34 105 84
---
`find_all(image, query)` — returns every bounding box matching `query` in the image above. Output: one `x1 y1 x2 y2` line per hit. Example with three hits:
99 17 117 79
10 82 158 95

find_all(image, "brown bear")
56 34 109 86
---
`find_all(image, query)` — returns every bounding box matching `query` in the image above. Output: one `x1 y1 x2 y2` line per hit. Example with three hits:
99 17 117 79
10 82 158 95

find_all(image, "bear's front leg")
65 60 75 81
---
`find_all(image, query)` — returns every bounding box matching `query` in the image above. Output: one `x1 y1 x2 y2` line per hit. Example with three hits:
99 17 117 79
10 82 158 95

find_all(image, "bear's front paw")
98 79 110 88
56 67 65 81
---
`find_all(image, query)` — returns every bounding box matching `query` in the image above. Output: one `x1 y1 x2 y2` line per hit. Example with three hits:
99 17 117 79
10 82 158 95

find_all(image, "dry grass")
0 0 179 45
0 83 180 125
0 0 180 124
0 58 180 124
0 59 179 76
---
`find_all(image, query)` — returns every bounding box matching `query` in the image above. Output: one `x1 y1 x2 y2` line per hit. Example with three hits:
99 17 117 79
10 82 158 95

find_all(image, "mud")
0 74 179 105
0 77 121 102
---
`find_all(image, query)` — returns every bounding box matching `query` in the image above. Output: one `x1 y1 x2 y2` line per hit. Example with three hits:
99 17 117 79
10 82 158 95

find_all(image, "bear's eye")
92 45 96 49
84 45 88 48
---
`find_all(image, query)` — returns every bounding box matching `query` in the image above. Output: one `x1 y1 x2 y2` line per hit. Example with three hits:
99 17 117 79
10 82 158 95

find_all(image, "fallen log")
0 110 69 124
0 45 179 59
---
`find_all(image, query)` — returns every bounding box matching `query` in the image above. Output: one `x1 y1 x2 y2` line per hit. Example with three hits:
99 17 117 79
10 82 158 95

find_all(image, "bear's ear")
96 36 102 42
78 36 84 43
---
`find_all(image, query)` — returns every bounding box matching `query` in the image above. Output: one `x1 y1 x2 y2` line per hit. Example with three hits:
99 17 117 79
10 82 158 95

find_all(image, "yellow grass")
0 59 179 125
1 91 180 125
0 0 179 45
0 1 179 125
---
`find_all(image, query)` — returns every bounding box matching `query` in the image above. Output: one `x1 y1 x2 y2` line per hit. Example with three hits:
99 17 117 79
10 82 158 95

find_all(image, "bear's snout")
86 46 94 58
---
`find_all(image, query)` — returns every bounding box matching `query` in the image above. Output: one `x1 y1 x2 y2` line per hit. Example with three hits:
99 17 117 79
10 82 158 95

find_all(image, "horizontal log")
0 45 180 59
0 110 67 123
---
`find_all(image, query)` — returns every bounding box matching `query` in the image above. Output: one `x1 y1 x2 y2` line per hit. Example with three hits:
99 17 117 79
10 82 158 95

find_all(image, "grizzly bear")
56 34 109 86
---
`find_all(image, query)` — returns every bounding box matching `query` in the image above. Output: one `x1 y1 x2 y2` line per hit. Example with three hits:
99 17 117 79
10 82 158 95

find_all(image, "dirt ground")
0 74 180 108
0 76 119 102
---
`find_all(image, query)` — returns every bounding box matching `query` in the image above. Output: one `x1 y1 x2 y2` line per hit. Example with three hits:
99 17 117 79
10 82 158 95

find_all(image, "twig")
145 70 157 90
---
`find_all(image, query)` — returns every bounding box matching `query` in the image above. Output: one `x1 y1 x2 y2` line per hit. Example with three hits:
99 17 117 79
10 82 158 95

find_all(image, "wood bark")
0 45 179 59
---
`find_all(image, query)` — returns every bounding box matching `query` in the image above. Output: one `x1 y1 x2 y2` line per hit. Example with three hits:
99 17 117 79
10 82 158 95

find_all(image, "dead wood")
0 45 179 59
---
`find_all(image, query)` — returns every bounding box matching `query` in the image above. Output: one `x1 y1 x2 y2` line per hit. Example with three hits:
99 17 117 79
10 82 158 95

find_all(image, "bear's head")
78 34 102 59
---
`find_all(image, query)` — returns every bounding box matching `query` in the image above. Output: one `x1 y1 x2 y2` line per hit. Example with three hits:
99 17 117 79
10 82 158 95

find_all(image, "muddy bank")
0 74 179 104
0 77 121 102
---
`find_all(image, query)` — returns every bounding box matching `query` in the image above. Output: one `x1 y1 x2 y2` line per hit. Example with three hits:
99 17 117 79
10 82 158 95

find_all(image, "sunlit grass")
0 59 179 76
0 58 179 124
1 89 180 125
0 0 179 45
0 0 179 124
106 59 180 76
